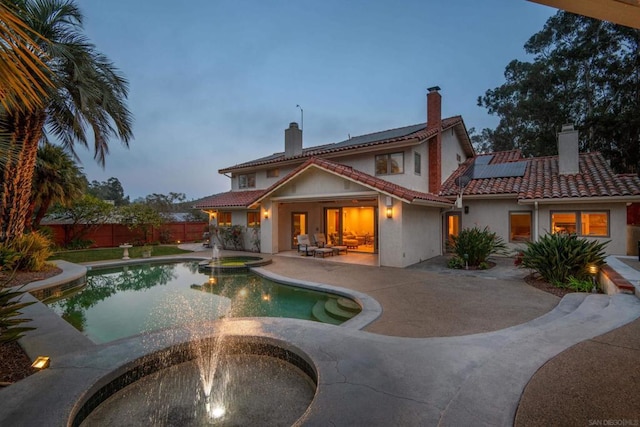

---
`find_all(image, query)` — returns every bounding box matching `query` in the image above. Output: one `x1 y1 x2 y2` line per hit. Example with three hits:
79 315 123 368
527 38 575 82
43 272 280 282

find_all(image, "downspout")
534 201 539 242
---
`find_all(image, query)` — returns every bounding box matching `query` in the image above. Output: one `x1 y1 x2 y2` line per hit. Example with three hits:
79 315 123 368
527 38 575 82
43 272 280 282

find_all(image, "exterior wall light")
385 196 393 219
588 264 599 293
264 210 269 220
31 356 50 370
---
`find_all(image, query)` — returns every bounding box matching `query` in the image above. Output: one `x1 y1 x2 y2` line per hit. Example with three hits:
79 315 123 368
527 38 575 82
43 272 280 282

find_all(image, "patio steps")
312 298 360 325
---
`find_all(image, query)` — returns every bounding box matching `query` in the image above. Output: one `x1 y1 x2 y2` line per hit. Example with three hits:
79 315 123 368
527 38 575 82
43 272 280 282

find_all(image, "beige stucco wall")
401 203 442 265
440 128 469 184
377 200 442 268
275 168 375 199
456 199 530 254
535 202 628 255
457 198 630 256
378 198 403 267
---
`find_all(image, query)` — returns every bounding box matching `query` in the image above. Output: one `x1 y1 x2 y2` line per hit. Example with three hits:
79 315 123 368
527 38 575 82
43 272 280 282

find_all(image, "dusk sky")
75 0 556 201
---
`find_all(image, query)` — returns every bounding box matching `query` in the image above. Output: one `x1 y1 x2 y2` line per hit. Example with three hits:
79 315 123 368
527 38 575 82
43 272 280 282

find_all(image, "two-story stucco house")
196 87 640 267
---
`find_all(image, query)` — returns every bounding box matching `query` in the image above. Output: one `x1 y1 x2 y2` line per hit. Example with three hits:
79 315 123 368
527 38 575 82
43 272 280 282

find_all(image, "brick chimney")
285 122 302 157
558 124 579 175
427 86 442 193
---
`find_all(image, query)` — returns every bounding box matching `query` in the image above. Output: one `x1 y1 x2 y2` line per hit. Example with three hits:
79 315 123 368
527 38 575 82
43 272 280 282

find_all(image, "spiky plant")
519 232 609 286
449 226 509 268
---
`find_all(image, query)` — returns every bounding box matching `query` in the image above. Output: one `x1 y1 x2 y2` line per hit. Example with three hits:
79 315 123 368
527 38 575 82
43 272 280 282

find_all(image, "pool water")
46 261 360 343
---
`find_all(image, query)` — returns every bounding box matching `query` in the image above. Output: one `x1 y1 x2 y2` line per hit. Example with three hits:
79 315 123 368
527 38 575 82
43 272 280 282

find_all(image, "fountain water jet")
75 268 317 426
211 243 220 264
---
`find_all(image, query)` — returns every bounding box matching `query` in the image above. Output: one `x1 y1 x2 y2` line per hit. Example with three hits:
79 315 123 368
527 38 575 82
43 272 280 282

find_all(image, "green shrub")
9 232 53 272
447 256 465 269
66 238 94 250
566 276 596 293
450 226 508 267
519 233 608 286
0 246 20 271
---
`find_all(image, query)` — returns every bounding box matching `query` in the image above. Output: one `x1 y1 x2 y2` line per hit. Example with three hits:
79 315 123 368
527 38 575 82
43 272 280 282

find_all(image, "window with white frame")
414 152 421 175
238 173 256 189
551 210 609 237
375 152 404 175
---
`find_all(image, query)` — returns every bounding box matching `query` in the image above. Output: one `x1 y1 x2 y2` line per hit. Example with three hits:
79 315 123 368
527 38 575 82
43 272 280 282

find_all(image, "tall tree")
0 0 133 243
478 11 640 173
50 194 112 247
27 143 86 231
87 177 129 206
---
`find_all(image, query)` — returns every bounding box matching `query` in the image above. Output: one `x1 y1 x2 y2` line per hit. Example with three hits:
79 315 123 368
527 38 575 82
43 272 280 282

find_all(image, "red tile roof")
219 116 469 173
287 157 453 205
195 189 267 209
440 150 640 200
197 157 453 209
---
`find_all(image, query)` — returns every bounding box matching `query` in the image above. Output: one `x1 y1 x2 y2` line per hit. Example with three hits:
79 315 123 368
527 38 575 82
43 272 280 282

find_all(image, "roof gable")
252 157 453 207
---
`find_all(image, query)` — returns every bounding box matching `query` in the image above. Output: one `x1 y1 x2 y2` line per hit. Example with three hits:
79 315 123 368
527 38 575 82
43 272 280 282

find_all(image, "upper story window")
551 211 609 237
238 173 256 189
266 168 279 178
414 152 421 175
218 211 232 227
375 152 404 175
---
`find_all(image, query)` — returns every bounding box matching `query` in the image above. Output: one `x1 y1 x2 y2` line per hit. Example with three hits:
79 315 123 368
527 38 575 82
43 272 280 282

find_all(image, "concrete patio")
1 248 639 425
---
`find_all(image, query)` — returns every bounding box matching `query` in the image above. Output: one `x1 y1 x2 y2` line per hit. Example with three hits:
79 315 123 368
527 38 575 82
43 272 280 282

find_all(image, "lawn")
49 245 192 263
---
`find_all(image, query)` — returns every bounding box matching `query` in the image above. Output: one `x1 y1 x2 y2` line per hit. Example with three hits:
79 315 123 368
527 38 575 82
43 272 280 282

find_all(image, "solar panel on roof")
330 123 426 149
474 155 493 165
471 161 528 179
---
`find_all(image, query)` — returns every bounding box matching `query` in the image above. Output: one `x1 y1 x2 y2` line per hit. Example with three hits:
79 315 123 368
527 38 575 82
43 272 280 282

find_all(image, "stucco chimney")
427 86 442 193
285 122 302 157
558 124 579 175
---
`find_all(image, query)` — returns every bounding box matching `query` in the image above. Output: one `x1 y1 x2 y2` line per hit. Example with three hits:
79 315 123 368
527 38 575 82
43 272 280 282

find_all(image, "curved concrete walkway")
1 249 639 425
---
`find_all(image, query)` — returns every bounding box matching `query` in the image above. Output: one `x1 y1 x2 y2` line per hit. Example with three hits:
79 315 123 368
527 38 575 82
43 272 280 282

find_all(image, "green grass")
49 245 192 263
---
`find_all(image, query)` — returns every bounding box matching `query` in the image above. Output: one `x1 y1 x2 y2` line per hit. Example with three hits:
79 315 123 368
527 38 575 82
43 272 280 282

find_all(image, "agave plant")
0 286 35 344
519 232 609 286
0 244 35 343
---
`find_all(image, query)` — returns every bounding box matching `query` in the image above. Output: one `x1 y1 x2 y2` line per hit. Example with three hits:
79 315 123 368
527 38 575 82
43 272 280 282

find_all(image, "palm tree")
0 0 133 243
26 142 86 231
0 2 53 175
0 2 52 112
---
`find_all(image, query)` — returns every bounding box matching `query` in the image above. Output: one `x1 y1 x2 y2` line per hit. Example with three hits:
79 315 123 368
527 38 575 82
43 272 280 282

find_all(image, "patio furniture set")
297 234 349 258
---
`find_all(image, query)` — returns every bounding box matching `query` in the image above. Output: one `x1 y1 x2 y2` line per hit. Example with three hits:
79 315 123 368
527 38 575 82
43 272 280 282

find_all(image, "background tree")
50 194 113 248
26 143 86 231
118 203 163 244
87 177 129 206
477 11 640 173
0 0 133 243
136 192 207 222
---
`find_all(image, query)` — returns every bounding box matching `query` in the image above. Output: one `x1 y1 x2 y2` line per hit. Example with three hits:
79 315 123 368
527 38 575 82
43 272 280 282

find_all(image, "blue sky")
75 0 555 200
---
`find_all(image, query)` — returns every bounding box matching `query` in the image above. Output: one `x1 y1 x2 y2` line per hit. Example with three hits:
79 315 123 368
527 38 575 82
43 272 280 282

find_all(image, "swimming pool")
46 261 361 343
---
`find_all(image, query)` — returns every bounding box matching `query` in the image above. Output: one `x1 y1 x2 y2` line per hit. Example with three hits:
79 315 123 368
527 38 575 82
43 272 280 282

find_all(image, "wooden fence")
46 221 208 248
